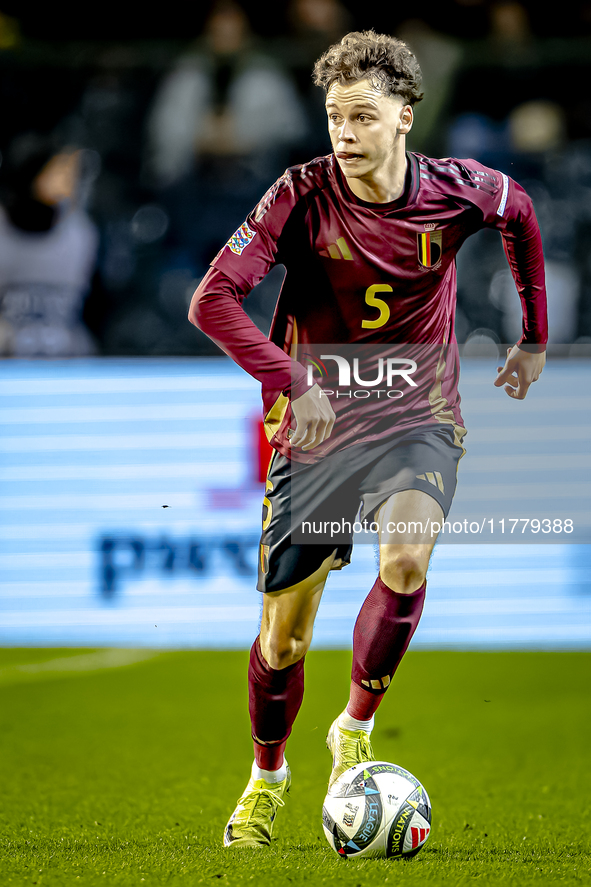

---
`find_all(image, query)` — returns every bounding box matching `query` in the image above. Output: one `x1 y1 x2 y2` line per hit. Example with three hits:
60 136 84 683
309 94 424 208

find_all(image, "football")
322 761 431 859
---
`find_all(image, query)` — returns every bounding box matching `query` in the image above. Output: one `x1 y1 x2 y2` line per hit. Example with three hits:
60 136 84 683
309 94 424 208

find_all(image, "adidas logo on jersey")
416 471 445 493
319 237 353 260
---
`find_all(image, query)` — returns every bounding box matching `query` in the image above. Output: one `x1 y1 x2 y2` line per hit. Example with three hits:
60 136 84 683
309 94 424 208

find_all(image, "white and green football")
322 761 431 859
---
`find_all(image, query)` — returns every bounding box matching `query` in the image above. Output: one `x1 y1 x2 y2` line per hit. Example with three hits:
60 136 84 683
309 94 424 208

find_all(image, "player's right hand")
289 384 335 450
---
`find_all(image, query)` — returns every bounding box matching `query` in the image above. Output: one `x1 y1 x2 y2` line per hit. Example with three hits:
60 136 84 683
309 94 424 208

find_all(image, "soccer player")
188 30 547 848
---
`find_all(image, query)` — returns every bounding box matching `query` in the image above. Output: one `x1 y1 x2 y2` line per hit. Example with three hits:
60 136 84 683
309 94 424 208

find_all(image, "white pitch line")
0 648 160 684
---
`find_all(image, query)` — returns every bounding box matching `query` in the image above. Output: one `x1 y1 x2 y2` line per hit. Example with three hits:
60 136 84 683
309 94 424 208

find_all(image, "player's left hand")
494 345 546 400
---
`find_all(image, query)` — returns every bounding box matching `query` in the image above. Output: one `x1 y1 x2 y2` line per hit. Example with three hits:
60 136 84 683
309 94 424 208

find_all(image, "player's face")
325 79 412 186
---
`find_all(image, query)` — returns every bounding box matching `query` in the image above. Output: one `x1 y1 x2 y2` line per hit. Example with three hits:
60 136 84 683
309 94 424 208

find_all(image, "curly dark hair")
313 30 424 105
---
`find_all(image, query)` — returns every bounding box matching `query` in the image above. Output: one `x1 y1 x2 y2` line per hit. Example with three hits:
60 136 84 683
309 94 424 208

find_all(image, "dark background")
5 2 591 40
1 0 590 355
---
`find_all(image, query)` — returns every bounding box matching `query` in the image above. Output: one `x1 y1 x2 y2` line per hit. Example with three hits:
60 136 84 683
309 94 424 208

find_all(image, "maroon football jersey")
192 152 547 461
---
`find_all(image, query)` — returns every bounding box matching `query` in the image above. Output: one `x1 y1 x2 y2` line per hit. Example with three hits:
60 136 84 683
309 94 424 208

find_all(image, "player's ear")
397 104 413 135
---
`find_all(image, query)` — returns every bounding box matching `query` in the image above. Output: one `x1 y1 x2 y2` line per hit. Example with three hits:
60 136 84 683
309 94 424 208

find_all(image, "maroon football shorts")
257 423 465 593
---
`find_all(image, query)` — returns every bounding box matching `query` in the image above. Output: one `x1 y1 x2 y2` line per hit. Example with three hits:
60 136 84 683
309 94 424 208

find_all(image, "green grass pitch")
0 647 589 886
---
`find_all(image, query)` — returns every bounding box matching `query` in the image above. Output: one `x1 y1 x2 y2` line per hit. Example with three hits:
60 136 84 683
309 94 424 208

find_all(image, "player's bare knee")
263 633 309 670
380 548 426 594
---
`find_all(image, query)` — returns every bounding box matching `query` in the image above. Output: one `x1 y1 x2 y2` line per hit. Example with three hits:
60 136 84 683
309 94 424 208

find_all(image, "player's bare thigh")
259 549 338 671
376 489 443 594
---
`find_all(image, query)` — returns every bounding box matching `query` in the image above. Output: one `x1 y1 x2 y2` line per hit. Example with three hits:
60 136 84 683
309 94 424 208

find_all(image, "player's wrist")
288 369 312 401
516 341 547 354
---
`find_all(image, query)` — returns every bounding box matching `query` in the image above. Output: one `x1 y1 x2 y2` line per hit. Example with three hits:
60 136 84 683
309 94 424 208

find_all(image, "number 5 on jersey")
362 284 393 329
262 479 273 530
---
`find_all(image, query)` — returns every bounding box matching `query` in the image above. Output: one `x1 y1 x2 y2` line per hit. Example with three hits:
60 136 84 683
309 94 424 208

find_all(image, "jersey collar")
332 151 420 213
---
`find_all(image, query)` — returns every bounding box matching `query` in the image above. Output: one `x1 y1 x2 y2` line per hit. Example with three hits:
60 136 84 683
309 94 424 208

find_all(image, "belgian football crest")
417 228 442 268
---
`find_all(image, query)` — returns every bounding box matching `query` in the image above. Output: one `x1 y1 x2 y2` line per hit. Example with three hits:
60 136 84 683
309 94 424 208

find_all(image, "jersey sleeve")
459 159 548 350
210 169 299 293
189 265 308 397
188 169 309 398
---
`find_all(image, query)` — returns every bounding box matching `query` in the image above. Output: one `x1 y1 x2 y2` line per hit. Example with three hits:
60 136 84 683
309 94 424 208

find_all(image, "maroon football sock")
348 576 426 721
248 635 305 771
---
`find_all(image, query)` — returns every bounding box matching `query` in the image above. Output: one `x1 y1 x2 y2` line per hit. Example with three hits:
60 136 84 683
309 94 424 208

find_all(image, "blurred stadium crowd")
0 0 590 357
